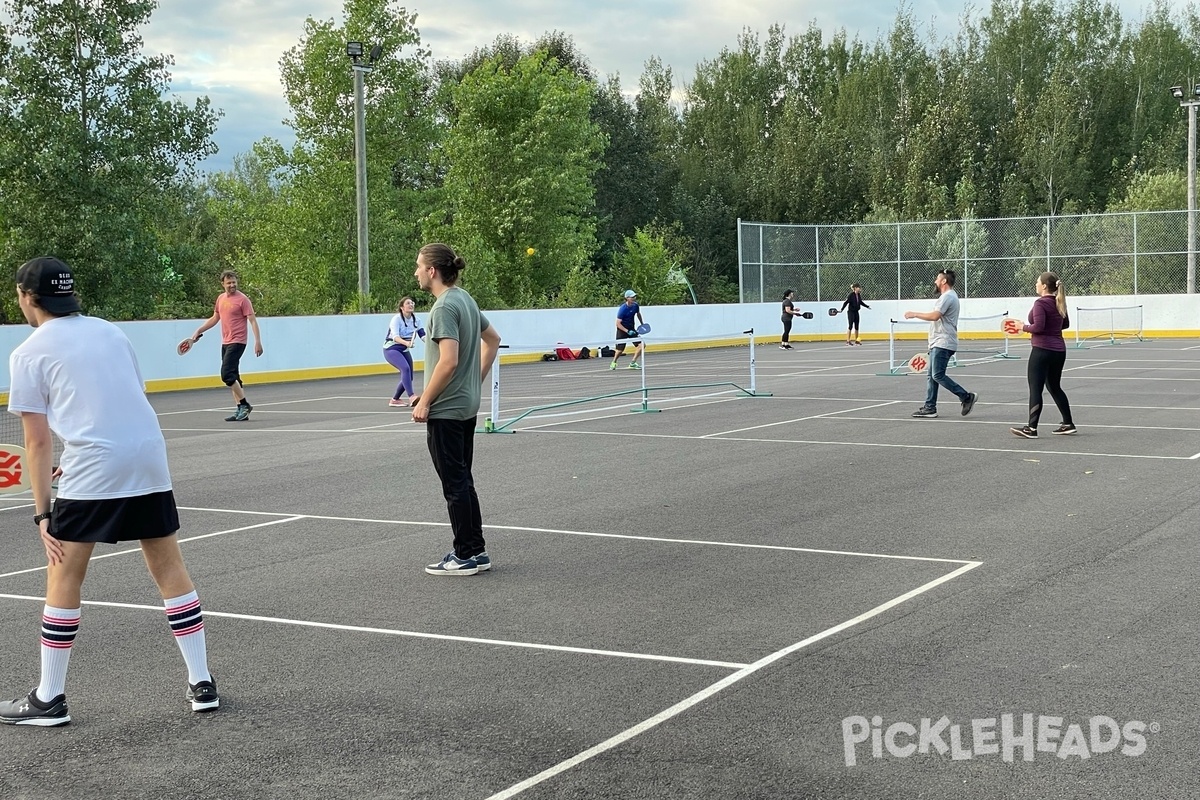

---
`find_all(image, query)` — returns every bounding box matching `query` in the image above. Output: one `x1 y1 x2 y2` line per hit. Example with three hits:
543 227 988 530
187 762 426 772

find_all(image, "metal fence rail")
738 211 1189 303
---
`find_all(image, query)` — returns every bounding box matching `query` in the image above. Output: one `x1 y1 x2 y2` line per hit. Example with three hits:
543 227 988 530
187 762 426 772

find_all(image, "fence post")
896 223 902 301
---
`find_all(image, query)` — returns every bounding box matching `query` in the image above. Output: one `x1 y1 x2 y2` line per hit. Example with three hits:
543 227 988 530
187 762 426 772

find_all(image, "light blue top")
385 313 421 348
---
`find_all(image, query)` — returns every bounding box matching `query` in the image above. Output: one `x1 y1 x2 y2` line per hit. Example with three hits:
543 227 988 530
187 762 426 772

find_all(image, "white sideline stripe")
177 509 971 565
0 517 303 579
484 560 983 800
527 427 1195 460
156 397 347 416
833 416 1200 433
0 504 967 570
0 593 747 670
160 427 417 434
718 434 1193 460
515 397 739 430
481 525 976 565
1065 359 1115 371
706 401 900 437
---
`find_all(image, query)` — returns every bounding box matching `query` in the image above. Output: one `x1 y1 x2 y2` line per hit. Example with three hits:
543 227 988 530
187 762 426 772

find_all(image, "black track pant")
1027 346 1073 429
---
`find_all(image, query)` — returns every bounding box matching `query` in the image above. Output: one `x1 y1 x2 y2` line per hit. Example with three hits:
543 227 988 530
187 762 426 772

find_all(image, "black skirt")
51 491 180 544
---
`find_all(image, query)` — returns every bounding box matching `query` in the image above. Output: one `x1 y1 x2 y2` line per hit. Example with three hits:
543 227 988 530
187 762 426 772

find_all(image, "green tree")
0 0 218 320
611 226 689 306
207 0 438 315
591 77 657 270
431 48 604 307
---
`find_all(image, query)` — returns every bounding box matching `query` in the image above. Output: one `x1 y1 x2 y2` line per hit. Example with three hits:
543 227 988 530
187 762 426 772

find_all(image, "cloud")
7 0 1187 173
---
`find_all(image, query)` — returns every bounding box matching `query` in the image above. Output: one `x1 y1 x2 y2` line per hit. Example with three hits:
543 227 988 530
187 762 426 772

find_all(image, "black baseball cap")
16 257 82 314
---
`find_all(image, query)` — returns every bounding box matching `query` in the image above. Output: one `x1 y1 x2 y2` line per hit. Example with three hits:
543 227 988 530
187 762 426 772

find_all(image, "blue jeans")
923 347 969 408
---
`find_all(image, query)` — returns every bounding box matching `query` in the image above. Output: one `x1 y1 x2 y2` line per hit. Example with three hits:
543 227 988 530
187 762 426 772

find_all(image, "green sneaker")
629 362 641 370
609 362 617 370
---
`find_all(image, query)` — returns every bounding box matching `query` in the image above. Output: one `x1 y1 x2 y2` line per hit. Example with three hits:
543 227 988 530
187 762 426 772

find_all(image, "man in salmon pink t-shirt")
186 270 263 422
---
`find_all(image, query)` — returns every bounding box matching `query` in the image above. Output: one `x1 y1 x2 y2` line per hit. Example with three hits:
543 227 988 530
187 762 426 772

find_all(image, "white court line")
156 396 351 416
1065 359 1115 371
706 401 901 437
484 559 983 800
160 427 416 435
514 396 740 430
0 517 303 580
525 427 1195 460
180 509 974 565
0 593 747 670
0 510 974 668
828 415 1200 433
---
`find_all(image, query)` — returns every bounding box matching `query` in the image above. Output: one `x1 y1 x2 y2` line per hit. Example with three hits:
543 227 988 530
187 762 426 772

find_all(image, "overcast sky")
16 0 1178 173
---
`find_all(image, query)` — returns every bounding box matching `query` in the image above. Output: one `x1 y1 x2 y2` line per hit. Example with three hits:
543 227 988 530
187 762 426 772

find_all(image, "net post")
743 328 772 397
482 344 514 433
747 329 757 395
876 319 907 376
993 310 1018 359
629 334 660 414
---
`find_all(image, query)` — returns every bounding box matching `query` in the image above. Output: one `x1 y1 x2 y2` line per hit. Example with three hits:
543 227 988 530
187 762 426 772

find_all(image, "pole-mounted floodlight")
347 41 376 305
1171 84 1200 294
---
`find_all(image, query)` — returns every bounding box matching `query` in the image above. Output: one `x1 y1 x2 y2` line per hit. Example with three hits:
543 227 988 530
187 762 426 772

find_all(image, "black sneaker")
187 678 220 712
961 392 978 416
225 403 251 423
1052 424 1077 435
1010 425 1038 439
0 689 70 727
912 406 938 418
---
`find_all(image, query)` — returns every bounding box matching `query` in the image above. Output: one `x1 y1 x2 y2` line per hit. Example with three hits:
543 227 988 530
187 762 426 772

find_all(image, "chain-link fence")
738 211 1190 303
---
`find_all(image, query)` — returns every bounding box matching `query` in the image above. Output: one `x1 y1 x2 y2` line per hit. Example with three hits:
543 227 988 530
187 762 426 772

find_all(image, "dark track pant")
426 417 486 559
1027 346 1073 429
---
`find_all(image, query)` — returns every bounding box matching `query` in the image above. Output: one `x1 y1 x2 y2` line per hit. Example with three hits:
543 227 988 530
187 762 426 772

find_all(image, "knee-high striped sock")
37 604 80 702
164 591 211 684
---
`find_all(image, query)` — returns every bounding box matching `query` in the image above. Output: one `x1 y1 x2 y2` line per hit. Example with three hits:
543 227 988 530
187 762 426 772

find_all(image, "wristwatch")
33 512 51 525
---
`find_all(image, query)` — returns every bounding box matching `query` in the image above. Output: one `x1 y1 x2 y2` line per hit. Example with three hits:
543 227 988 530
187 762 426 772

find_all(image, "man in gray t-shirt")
411 243 502 576
903 269 978 419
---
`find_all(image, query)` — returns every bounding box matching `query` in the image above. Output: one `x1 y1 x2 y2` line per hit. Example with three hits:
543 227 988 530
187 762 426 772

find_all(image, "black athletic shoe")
187 678 220 712
912 406 938 418
225 403 251 422
1010 425 1038 439
1052 424 1077 435
0 689 70 727
961 392 978 416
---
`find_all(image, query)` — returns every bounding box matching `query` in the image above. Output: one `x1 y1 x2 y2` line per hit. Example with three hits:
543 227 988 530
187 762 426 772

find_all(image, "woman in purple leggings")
383 296 422 406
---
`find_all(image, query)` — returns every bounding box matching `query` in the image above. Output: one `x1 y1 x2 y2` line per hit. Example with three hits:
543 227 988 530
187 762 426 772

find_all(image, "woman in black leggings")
780 289 801 350
1007 272 1076 439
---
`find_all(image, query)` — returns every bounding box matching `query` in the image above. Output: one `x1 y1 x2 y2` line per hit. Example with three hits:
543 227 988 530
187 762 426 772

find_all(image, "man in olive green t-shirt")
410 243 502 576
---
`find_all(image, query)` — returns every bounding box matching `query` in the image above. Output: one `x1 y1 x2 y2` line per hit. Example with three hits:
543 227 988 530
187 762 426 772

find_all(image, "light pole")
347 41 381 307
1171 84 1200 294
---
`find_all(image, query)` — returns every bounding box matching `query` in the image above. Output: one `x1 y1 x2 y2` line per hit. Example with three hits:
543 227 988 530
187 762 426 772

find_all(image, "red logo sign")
0 449 24 489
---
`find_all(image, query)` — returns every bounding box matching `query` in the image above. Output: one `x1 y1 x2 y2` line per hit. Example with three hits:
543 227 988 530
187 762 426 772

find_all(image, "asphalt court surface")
1 335 1198 799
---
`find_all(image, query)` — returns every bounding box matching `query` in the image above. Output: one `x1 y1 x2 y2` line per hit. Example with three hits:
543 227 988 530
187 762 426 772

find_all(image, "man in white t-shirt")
903 269 978 419
1 257 219 727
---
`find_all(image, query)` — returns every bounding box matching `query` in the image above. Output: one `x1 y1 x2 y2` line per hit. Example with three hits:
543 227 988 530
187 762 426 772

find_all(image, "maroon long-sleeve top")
1022 295 1069 352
